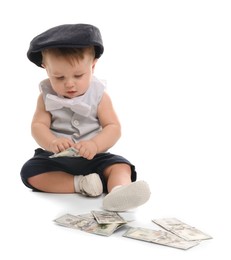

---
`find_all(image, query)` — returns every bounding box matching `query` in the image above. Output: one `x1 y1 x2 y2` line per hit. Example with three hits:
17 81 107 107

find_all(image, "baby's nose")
65 79 75 88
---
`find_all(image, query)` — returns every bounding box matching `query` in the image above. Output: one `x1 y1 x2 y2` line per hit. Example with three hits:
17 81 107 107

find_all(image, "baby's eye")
75 74 83 78
56 76 64 80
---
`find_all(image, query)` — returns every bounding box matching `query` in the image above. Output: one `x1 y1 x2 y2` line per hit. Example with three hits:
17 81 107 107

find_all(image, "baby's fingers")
51 138 73 153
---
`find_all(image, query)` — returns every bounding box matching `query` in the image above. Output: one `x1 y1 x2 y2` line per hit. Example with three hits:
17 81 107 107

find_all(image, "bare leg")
28 171 103 196
28 171 75 193
103 163 132 192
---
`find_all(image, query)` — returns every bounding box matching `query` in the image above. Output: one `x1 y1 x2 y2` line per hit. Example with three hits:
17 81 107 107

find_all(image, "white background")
1 0 230 259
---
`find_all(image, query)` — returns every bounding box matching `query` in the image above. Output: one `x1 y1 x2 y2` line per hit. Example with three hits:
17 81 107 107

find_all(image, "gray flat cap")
27 23 104 67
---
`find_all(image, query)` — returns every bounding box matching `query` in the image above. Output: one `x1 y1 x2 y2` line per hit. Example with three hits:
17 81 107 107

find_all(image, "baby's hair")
42 46 95 66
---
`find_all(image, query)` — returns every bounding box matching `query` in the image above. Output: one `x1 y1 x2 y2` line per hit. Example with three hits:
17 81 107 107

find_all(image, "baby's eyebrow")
52 73 64 77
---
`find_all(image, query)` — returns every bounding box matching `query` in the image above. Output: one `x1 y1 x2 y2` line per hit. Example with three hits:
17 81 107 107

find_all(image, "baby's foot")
75 174 103 197
103 180 151 211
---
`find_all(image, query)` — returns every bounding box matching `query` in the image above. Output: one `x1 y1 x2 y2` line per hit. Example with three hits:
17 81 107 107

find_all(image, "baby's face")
43 52 97 98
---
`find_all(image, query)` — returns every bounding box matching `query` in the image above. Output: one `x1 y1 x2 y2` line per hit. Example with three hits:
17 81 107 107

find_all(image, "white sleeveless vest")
40 76 105 142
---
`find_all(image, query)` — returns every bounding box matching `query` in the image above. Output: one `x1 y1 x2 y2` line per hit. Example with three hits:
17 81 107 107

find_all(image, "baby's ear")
41 63 46 68
92 59 98 71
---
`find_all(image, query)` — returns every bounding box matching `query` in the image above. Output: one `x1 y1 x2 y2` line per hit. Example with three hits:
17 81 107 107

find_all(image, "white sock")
103 181 151 212
74 175 82 193
111 185 122 193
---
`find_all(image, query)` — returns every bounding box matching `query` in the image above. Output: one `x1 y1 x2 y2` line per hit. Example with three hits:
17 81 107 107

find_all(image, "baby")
20 24 151 211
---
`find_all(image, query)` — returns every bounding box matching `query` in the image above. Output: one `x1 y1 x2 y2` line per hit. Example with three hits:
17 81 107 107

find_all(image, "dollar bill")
74 217 126 236
49 147 80 158
53 213 80 228
152 218 212 241
54 213 126 236
76 213 95 220
123 227 200 250
91 210 127 224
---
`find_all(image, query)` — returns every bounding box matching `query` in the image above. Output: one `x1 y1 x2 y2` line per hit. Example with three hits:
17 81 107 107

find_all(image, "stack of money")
54 211 127 236
54 213 212 249
123 217 212 250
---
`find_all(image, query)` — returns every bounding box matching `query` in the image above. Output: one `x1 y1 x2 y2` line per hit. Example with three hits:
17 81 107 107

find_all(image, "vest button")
73 120 79 126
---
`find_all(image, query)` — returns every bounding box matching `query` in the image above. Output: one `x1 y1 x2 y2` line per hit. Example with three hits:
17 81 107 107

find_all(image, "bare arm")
31 94 74 153
75 91 121 159
92 91 121 150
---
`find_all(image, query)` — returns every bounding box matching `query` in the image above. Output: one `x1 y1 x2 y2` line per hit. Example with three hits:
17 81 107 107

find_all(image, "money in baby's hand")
49 147 80 158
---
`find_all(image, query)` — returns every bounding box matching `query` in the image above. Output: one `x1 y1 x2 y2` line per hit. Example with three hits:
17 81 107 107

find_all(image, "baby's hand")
74 140 98 160
49 138 74 153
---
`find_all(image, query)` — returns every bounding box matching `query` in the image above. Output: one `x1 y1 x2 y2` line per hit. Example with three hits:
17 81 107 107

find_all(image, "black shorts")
20 148 137 192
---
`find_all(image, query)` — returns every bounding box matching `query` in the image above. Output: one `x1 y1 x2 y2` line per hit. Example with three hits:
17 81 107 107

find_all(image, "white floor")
1 1 231 259
1 160 230 260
